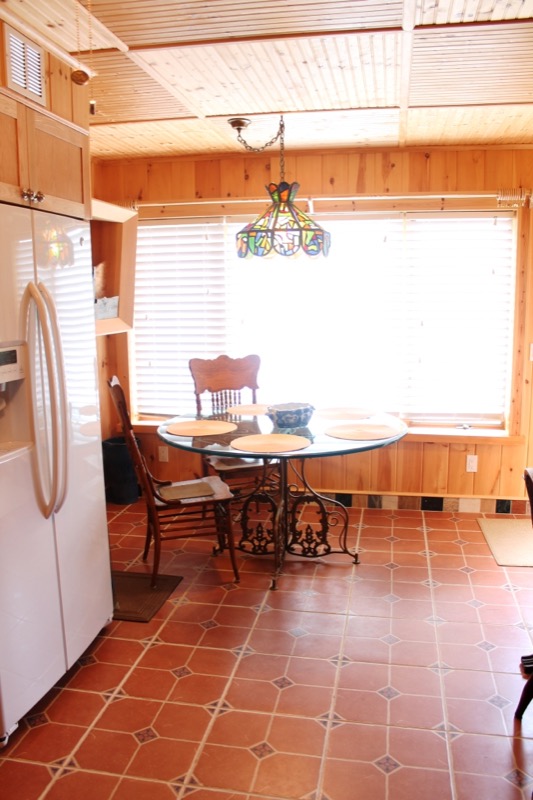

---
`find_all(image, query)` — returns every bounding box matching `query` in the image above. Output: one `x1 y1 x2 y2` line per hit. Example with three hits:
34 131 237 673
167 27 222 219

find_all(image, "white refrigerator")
0 204 113 746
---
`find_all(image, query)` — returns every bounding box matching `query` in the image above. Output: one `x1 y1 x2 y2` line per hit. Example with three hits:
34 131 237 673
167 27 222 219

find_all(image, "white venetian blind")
133 220 230 415
393 214 516 422
132 211 516 426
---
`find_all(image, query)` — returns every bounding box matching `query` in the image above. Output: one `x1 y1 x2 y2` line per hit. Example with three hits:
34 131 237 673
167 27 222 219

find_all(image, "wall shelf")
91 199 138 336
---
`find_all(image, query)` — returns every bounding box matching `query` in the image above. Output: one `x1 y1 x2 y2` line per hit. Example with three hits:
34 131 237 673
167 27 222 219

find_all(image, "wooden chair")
189 354 261 415
525 468 533 520
107 376 239 588
514 468 533 720
188 354 277 494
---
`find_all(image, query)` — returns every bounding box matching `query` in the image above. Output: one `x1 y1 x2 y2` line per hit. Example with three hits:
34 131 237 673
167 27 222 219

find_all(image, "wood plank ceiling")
1 0 533 161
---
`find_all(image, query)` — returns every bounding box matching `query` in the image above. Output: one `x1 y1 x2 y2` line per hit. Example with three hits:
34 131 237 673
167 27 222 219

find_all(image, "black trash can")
102 436 140 504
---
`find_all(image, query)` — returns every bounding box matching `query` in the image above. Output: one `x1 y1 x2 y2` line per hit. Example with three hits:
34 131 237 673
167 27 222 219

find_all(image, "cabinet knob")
20 189 45 203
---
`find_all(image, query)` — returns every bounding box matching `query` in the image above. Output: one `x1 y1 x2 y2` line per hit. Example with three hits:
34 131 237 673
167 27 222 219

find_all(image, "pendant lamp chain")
279 120 285 181
234 116 284 153
229 115 330 258
87 0 96 114
229 114 286 179
75 0 81 59
87 0 93 69
71 0 90 85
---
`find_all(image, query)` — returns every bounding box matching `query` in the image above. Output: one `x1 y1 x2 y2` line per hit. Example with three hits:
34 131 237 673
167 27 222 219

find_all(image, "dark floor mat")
111 571 183 622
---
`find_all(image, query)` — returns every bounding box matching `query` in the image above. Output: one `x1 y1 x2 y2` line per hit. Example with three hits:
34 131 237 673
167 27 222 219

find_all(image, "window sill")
133 418 168 431
404 427 524 445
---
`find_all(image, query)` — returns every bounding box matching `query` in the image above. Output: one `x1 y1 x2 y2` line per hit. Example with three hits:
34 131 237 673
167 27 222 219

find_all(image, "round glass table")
158 407 408 588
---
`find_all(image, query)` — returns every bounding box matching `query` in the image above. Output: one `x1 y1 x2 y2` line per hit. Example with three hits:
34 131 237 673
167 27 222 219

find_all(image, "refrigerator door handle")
19 282 60 519
38 281 69 512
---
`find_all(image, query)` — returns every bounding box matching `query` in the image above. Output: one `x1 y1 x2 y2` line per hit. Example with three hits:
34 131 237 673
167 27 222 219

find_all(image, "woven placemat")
231 433 311 453
325 423 403 440
166 420 237 436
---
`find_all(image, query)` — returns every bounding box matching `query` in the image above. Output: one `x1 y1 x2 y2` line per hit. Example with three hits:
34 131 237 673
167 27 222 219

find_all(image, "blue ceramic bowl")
266 403 314 429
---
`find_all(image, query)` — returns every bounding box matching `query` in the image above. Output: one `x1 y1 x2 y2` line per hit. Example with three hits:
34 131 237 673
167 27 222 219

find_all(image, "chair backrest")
108 376 133 434
189 354 260 415
107 376 156 507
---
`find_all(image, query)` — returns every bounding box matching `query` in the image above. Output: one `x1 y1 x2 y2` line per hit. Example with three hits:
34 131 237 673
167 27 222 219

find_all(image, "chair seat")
206 455 268 472
158 475 233 503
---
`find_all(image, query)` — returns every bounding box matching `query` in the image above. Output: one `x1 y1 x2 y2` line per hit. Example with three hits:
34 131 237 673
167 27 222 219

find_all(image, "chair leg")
224 502 239 583
150 532 161 589
213 504 226 555
515 674 533 719
214 502 239 582
142 517 160 589
143 519 153 562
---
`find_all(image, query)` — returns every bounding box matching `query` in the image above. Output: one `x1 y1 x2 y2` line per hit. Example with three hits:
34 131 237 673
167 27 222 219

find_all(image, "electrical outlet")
158 445 169 462
466 454 478 473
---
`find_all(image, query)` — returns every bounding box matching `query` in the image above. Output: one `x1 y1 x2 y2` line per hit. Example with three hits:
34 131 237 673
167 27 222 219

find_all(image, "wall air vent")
4 25 46 106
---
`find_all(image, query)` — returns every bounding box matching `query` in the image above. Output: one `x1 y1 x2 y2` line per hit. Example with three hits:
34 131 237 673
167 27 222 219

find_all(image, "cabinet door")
0 94 30 205
25 108 90 218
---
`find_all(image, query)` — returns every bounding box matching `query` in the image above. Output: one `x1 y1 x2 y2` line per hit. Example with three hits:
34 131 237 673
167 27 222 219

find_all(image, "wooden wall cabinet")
91 200 138 336
0 93 90 217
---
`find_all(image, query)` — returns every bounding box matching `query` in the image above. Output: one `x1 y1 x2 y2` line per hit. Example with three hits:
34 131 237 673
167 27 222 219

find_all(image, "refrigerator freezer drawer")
0 449 66 742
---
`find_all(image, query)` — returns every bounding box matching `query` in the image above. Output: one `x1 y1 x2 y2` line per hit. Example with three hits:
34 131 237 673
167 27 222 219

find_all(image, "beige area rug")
478 518 533 567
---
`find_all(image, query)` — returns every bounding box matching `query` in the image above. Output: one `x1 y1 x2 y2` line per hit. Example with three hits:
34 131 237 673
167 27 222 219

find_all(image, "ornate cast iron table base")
237 458 359 589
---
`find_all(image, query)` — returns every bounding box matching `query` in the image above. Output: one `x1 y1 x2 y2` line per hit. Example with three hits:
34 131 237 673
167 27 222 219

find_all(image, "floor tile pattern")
2 503 533 799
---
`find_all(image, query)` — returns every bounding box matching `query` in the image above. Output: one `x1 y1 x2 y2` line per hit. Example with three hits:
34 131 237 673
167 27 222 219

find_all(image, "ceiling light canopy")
229 115 330 258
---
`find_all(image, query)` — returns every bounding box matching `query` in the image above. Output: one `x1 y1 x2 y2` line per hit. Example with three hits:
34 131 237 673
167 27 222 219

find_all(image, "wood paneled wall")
92 148 533 204
92 146 533 501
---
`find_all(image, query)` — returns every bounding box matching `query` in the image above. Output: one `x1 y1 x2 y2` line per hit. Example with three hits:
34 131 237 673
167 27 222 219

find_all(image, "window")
4 26 45 105
132 211 516 427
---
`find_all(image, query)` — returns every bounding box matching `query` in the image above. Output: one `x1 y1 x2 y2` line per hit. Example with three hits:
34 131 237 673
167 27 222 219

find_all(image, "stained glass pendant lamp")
229 115 331 258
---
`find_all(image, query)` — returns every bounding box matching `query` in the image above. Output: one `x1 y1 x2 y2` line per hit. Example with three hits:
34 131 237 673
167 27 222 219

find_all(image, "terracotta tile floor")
3 502 533 799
